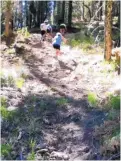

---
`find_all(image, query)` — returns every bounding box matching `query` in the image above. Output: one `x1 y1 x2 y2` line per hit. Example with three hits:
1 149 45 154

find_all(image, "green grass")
0 106 15 120
68 32 94 50
27 152 35 160
104 126 120 147
29 139 36 150
6 48 16 55
56 98 68 106
27 139 36 160
108 109 119 120
108 94 120 110
17 27 30 38
1 96 7 107
1 73 15 87
1 74 25 88
7 76 15 86
15 78 25 89
1 144 12 157
88 92 98 107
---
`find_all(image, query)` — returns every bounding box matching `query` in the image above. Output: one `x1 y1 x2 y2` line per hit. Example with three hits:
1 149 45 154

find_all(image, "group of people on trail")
40 20 67 56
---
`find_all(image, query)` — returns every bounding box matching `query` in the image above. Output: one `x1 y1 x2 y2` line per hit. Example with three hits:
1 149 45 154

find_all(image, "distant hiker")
40 20 52 41
59 23 67 35
52 32 67 56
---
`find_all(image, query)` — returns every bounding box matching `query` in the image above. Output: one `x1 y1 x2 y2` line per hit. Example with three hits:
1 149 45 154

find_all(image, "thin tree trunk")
104 0 113 60
62 1 65 23
83 1 84 20
68 1 72 27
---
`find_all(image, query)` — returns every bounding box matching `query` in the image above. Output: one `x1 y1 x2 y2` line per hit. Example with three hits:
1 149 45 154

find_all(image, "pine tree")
104 0 113 61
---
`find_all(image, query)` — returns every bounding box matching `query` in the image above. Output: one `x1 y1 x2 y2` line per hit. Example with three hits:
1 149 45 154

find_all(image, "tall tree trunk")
5 11 10 37
25 1 29 26
104 0 113 61
37 1 41 27
62 1 65 23
41 1 44 23
5 1 12 37
68 1 72 27
83 1 85 20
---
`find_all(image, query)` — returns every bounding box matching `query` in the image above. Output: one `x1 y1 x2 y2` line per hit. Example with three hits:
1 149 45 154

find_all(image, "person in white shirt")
40 20 52 41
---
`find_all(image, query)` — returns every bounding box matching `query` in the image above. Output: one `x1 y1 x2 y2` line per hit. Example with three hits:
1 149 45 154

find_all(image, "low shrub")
88 92 98 107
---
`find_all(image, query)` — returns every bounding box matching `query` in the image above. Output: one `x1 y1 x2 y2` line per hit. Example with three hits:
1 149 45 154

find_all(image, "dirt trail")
1 34 119 160
22 38 106 160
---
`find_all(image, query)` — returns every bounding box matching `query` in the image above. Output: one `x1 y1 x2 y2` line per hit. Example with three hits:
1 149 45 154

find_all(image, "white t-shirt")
40 23 47 31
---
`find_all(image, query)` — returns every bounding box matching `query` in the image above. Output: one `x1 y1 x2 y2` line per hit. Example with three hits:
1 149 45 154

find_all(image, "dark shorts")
41 30 46 36
47 29 51 33
53 44 60 50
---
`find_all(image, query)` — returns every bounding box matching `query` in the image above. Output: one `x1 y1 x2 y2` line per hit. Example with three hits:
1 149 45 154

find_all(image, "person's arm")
52 36 56 42
61 35 67 43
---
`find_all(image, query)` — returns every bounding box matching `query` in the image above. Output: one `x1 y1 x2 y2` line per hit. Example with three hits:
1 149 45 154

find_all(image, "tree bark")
5 1 12 37
104 0 113 61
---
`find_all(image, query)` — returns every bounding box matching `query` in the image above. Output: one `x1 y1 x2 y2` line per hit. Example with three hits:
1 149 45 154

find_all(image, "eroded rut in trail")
1 34 118 160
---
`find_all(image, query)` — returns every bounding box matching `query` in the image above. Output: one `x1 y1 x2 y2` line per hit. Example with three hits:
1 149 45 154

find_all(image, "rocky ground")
1 33 120 160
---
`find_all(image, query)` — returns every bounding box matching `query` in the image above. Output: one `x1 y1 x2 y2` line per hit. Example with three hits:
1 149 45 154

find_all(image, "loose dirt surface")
1 33 120 160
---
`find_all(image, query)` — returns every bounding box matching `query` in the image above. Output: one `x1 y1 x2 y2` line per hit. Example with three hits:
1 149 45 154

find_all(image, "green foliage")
1 73 15 87
27 139 36 160
29 139 36 150
7 75 15 86
27 151 35 160
17 27 30 38
1 144 12 157
108 94 120 110
68 32 94 50
2 1 13 12
0 96 16 120
6 48 16 54
100 60 118 74
108 109 119 120
56 98 68 106
0 106 14 120
1 75 8 86
15 78 24 89
104 126 120 147
1 96 7 107
88 92 98 107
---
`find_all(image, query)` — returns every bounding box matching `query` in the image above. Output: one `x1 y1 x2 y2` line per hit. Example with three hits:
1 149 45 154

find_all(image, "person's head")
59 24 66 35
44 19 48 24
56 32 61 37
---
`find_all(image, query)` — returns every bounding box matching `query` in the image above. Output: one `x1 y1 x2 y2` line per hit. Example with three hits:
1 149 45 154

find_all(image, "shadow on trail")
2 92 106 160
